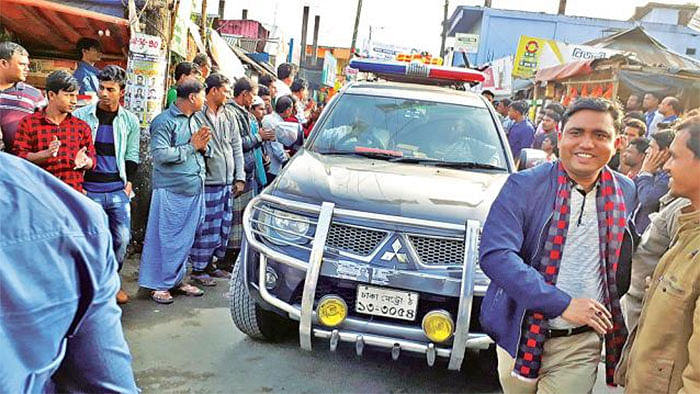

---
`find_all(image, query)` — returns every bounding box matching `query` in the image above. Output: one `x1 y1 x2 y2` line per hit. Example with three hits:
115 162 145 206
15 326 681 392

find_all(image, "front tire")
229 257 294 342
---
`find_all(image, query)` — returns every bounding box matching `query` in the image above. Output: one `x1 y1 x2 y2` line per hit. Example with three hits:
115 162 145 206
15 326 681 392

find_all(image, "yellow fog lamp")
316 295 348 327
422 310 454 343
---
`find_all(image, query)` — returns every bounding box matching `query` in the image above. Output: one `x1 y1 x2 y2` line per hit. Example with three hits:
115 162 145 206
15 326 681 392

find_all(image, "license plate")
355 285 419 321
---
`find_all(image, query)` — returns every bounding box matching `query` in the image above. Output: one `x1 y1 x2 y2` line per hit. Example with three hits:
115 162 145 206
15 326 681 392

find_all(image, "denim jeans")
87 190 131 271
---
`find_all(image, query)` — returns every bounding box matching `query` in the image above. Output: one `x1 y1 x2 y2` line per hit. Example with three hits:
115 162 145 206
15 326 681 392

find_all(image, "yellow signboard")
512 35 621 79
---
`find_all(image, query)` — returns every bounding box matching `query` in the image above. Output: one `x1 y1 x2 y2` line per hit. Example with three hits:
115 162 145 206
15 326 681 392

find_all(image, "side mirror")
518 148 547 171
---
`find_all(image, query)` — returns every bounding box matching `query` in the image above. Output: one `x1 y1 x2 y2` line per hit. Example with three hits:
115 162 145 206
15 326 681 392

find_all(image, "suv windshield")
310 93 507 169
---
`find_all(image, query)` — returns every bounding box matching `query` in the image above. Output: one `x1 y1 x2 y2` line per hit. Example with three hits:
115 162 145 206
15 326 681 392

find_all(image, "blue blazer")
478 162 637 357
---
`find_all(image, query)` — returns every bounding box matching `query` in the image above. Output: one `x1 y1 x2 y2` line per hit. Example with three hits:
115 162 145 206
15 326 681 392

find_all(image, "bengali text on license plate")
355 285 419 321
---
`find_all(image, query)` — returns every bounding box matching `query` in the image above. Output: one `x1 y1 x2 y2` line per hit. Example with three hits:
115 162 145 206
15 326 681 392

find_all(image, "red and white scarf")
513 162 628 386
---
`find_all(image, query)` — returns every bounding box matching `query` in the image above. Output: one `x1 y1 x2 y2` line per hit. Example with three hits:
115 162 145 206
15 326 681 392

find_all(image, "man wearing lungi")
189 73 245 286
139 79 212 304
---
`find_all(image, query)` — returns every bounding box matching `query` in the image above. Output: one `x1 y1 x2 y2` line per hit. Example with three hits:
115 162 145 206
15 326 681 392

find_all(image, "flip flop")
190 272 217 287
151 290 174 304
206 269 231 279
174 283 204 297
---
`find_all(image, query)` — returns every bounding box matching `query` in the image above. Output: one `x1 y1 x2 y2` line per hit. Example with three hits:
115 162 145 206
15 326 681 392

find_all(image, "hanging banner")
209 30 246 81
126 33 166 128
481 56 513 95
171 0 192 58
512 35 622 79
321 52 337 87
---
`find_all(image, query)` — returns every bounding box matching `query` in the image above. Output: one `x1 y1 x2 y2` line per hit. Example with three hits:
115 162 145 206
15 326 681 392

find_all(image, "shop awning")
0 0 130 57
535 60 594 82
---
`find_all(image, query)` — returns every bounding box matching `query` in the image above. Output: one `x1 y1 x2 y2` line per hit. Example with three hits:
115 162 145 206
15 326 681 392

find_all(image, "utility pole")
350 0 362 55
200 0 208 50
312 15 320 67
218 0 225 19
300 6 310 66
558 0 567 15
440 0 448 58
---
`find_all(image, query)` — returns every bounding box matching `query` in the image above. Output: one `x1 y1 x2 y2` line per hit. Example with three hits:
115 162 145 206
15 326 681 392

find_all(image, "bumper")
243 194 492 369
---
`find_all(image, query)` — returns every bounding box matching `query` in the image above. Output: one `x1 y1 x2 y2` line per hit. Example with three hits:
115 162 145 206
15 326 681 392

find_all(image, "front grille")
409 236 465 265
325 223 387 256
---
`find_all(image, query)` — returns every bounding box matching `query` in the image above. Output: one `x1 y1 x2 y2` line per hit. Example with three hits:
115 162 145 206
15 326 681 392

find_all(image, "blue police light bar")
349 59 485 84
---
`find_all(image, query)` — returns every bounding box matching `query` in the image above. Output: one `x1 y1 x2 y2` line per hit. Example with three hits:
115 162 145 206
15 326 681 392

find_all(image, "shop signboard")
455 33 479 54
512 35 622 78
126 33 166 128
363 40 416 61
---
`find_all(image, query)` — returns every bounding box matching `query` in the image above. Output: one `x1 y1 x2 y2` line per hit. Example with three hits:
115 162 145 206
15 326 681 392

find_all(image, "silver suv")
229 79 514 370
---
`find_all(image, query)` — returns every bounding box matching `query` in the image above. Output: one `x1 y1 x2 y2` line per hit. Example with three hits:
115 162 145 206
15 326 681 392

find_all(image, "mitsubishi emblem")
380 239 408 263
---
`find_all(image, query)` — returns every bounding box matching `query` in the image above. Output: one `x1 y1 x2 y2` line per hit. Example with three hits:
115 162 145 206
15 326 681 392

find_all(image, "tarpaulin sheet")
618 69 700 109
1 0 129 56
535 61 594 82
47 0 143 18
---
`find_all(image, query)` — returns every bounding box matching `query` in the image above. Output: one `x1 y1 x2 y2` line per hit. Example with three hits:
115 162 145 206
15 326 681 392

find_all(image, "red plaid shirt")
13 111 96 192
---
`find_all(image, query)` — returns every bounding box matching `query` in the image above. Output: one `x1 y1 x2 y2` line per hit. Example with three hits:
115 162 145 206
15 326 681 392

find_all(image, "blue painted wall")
449 7 700 66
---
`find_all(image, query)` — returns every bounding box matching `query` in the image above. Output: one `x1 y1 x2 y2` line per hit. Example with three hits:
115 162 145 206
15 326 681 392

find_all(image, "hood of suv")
268 150 509 225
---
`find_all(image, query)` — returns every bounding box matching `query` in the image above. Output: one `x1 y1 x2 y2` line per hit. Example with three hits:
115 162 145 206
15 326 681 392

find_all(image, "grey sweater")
192 104 245 186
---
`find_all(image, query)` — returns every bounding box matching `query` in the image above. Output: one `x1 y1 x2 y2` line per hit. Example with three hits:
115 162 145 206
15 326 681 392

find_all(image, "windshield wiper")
389 157 506 171
316 150 402 160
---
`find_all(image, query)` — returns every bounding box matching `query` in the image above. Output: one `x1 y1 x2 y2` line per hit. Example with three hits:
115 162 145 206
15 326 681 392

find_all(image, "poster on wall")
125 33 166 128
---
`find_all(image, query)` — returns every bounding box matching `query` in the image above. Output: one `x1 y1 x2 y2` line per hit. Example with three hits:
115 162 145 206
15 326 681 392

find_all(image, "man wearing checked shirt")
14 70 95 192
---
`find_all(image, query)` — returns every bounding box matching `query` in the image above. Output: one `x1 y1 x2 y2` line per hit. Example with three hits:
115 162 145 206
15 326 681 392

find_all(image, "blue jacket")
633 171 670 234
0 152 137 393
478 162 637 357
229 101 264 192
73 61 100 95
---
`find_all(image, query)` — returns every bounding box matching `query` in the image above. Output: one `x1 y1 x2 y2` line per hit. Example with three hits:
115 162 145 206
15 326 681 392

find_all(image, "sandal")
151 290 174 304
206 268 231 279
174 283 204 297
190 271 217 287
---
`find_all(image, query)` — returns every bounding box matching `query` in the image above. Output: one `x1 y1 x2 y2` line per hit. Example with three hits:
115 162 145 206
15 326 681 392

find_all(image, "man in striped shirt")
74 65 140 305
0 41 45 151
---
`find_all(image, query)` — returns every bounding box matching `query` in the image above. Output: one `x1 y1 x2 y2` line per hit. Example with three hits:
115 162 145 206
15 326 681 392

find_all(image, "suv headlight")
257 207 312 245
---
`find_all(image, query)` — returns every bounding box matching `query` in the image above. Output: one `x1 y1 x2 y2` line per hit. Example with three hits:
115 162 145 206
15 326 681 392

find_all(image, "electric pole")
300 6 310 66
440 0 448 58
558 0 567 15
201 0 208 50
350 0 363 55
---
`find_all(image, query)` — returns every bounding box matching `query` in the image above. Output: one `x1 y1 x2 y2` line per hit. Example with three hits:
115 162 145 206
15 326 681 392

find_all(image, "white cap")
252 95 265 107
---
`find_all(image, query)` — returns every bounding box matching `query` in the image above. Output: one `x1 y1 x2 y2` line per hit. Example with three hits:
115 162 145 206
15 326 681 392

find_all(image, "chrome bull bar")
242 194 490 369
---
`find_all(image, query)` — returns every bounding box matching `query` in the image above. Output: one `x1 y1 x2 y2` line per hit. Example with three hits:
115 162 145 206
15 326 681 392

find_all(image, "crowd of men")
0 38 321 391
0 39 318 305
1 36 699 393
